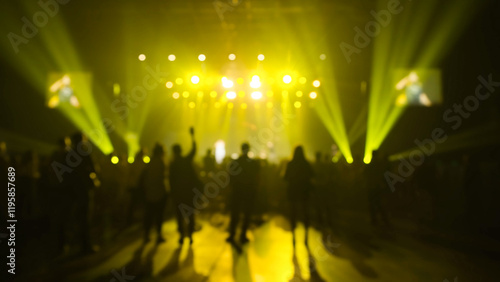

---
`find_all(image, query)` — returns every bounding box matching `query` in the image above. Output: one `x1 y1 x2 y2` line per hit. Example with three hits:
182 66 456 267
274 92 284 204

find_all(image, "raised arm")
187 127 197 161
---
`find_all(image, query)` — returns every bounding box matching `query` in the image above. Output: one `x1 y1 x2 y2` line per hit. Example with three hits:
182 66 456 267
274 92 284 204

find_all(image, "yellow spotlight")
313 80 321 87
138 54 146 61
266 90 274 97
182 91 189 98
210 91 217 98
309 91 318 99
238 91 245 97
241 103 247 109
191 75 200 84
113 83 120 96
296 91 303 97
172 92 180 99
176 78 183 85
346 156 354 164
222 77 234 88
237 77 244 84
168 54 176 61
250 80 261 89
299 77 307 84
229 54 236 60
251 91 262 100
198 54 206 61
226 91 236 99
111 156 119 164
214 102 221 108
197 91 204 97
257 54 265 61
128 157 135 164
228 102 234 109
266 101 273 108
319 54 326 60
165 81 173 88
143 156 150 163
294 101 302 108
250 75 261 88
282 90 289 97
189 102 196 108
254 103 260 109
283 75 292 84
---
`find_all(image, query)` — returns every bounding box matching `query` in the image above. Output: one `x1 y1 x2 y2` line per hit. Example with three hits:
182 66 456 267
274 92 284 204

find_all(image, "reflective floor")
46 211 500 282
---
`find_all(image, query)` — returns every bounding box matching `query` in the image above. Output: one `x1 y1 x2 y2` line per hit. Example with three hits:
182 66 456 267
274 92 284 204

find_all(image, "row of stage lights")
165 75 321 101
170 90 317 102
165 75 321 89
171 100 313 110
138 53 327 62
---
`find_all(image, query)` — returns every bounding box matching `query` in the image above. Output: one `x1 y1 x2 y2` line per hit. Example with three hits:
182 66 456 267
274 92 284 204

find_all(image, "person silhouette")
140 143 168 244
68 132 95 254
203 149 216 177
284 146 314 247
169 127 202 245
366 150 391 227
226 143 260 245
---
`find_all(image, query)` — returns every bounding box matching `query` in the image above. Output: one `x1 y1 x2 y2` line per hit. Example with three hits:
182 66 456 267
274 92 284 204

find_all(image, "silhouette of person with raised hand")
226 143 260 246
140 143 168 244
284 146 314 247
169 127 202 245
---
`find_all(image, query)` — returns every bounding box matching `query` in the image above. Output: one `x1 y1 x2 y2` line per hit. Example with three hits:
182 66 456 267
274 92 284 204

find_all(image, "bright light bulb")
226 91 236 99
251 91 262 100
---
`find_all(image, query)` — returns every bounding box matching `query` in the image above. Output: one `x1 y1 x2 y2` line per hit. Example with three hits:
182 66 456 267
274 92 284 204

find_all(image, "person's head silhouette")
241 143 250 156
172 144 182 158
153 143 165 158
293 146 306 162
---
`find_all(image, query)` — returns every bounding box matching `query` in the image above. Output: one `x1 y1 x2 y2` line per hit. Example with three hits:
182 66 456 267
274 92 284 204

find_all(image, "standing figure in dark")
169 127 202 245
365 150 391 227
126 149 147 225
203 149 217 177
140 144 167 244
68 132 96 254
284 146 314 247
226 143 260 245
49 137 72 254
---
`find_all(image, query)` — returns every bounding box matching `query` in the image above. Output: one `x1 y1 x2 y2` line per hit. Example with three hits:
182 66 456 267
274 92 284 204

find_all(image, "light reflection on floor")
69 213 483 282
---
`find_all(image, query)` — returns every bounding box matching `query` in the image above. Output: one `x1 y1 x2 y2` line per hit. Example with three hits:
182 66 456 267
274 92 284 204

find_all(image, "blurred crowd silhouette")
1 128 499 269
